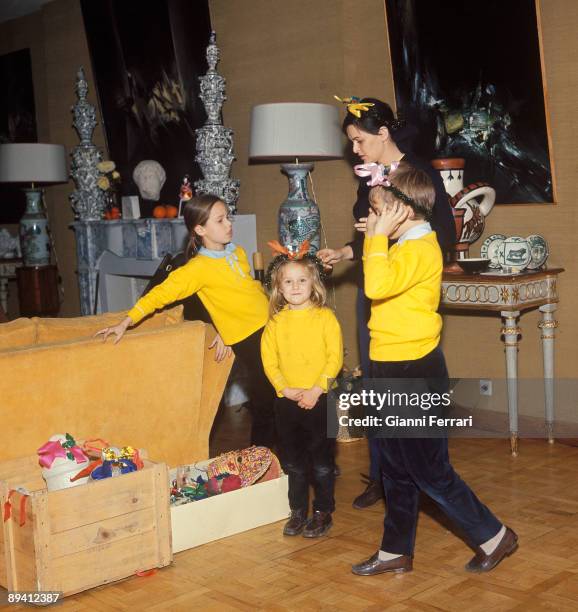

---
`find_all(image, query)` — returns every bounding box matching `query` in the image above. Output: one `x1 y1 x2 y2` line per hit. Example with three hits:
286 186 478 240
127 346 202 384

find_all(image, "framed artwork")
384 0 555 204
0 49 38 223
81 0 212 215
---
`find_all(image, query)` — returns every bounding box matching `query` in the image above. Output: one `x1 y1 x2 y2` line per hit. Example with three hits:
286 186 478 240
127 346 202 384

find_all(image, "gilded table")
441 268 563 455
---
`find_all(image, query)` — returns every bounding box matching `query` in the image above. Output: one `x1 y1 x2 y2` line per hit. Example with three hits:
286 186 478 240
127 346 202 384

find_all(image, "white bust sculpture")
132 160 166 201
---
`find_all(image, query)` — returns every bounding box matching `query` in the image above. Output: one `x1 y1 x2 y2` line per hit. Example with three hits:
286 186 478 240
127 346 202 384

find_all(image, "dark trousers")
371 348 502 555
275 395 335 514
356 287 383 482
232 327 277 449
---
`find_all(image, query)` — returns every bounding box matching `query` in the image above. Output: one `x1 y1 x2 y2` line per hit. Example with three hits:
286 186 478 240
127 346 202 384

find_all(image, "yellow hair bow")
334 95 374 118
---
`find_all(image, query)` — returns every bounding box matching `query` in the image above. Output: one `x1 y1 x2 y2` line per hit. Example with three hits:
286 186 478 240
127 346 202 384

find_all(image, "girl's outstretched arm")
95 316 132 344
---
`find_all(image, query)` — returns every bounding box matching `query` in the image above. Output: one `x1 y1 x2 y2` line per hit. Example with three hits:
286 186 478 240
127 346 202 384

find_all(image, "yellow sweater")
363 232 442 362
127 246 269 345
261 306 343 396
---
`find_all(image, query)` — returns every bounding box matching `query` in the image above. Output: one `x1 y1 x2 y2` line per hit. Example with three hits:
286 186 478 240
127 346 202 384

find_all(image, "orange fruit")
110 207 121 219
165 205 178 218
153 205 167 218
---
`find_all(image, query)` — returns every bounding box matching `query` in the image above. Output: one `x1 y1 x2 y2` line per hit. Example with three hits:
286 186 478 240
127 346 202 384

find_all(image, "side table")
0 257 23 317
441 267 564 456
16 265 60 317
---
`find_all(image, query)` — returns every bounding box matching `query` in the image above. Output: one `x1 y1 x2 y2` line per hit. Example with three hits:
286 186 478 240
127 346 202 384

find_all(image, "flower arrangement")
97 160 122 219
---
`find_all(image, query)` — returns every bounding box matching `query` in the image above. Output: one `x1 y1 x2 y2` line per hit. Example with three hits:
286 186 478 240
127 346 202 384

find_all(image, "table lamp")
249 103 342 252
0 143 68 266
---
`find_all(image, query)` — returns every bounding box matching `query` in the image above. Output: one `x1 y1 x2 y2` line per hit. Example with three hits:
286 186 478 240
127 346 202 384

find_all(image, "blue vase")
20 188 50 266
278 163 319 253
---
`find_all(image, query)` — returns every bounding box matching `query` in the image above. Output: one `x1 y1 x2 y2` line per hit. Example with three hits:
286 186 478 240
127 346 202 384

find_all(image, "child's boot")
283 509 308 536
303 510 332 538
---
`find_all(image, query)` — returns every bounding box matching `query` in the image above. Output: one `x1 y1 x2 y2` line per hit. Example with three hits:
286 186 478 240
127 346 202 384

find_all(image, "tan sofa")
0 306 233 467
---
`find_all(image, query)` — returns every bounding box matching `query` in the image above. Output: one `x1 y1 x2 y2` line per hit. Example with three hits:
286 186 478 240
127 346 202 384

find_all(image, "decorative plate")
525 234 549 270
480 234 506 269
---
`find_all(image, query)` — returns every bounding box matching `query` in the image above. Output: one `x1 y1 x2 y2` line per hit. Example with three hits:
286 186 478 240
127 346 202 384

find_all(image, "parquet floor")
6 405 578 611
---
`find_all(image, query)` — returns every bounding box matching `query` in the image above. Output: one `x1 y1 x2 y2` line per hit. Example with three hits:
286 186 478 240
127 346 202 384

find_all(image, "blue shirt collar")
198 242 236 258
397 222 432 244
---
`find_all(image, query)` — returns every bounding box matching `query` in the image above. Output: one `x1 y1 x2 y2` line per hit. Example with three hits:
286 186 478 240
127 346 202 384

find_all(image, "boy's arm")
315 310 344 391
260 321 289 396
128 262 202 324
363 236 427 300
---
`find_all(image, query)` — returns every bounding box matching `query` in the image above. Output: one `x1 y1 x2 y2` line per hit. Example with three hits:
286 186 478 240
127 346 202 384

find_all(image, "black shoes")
352 478 384 509
303 510 333 538
283 510 308 536
465 527 519 572
351 552 413 576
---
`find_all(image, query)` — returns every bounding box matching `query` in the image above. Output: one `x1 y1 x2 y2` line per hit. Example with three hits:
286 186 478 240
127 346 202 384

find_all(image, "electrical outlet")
480 379 492 396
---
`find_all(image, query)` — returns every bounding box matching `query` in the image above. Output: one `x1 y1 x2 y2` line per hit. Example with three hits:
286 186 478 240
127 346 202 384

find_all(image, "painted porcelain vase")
431 158 496 260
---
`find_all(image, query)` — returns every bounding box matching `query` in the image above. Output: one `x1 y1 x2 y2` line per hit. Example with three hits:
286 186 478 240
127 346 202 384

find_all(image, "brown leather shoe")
465 527 518 573
352 479 384 509
351 552 413 576
302 510 332 538
283 510 307 536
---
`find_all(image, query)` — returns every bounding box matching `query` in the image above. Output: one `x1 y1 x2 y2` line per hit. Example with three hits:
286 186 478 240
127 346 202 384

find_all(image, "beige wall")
1 0 576 384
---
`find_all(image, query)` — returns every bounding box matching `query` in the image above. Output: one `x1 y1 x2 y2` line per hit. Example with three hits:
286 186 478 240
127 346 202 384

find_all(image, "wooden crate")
0 454 172 597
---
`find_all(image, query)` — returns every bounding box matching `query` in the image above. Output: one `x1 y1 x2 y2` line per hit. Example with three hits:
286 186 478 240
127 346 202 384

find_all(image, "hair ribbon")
267 240 310 260
334 95 374 118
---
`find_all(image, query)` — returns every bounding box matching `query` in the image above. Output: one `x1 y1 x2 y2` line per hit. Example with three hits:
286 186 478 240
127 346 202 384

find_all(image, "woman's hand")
374 201 410 237
94 316 132 344
354 218 368 234
317 246 353 267
208 334 233 362
282 387 304 402
298 386 323 410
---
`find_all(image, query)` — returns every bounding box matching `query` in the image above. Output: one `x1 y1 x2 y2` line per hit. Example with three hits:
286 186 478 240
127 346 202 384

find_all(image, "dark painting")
0 49 38 223
385 0 555 204
81 0 211 215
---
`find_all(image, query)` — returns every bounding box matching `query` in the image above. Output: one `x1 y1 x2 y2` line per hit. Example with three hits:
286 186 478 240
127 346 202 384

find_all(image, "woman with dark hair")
318 97 455 509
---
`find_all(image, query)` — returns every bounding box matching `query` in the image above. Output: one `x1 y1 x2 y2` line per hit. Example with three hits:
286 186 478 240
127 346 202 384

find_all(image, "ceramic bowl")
458 258 490 273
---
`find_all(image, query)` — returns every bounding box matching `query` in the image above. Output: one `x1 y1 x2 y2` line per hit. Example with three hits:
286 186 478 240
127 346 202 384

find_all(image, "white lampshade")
249 103 343 161
0 143 68 184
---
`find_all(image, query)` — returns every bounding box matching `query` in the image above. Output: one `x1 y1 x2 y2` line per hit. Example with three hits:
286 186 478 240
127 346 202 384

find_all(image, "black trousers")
232 327 277 449
275 395 335 514
371 347 502 555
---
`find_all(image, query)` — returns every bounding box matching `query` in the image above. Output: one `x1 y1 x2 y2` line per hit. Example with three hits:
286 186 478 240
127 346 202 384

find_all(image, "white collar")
397 222 432 244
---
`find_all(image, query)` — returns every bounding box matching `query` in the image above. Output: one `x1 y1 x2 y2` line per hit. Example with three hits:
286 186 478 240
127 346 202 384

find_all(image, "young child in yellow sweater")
352 162 517 576
261 253 343 538
96 194 276 449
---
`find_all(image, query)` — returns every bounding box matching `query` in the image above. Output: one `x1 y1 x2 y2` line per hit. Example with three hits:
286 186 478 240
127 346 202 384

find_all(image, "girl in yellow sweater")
261 252 343 538
96 194 276 448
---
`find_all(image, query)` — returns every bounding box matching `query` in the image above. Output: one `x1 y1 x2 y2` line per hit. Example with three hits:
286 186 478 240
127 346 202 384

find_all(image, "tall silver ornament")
195 32 240 214
69 67 107 220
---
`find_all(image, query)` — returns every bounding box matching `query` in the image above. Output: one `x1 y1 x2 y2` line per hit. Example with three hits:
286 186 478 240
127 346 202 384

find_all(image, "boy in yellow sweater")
261 253 343 538
352 162 517 576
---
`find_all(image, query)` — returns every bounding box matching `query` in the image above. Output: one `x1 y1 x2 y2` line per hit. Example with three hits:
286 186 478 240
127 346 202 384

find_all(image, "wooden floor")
8 406 578 611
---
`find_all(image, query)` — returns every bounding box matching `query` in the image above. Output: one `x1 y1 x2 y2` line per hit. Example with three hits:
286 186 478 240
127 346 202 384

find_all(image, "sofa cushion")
0 317 37 350
36 305 184 344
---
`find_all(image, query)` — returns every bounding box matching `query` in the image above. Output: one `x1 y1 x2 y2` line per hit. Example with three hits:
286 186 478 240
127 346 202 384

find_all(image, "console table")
441 267 563 456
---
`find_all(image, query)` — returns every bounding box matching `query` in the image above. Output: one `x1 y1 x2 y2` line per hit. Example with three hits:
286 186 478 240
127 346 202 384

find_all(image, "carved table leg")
539 303 558 444
501 310 521 456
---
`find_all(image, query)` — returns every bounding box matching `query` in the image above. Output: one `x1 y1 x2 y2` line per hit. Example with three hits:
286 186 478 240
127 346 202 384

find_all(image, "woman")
318 97 455 509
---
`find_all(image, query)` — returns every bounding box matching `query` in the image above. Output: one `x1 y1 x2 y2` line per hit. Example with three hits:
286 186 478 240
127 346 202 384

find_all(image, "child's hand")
298 386 324 410
94 317 132 344
282 387 305 401
366 209 378 237
374 200 410 238
208 334 232 362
